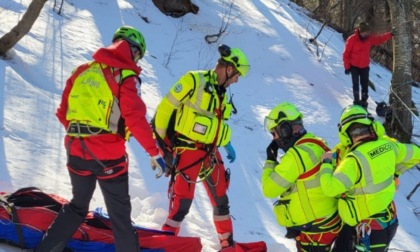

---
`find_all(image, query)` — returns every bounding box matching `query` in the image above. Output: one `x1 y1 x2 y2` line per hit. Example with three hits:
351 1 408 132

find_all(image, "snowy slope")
0 0 419 251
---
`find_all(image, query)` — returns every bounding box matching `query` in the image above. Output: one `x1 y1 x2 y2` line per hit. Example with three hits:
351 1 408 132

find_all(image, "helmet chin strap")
219 67 230 88
221 67 237 88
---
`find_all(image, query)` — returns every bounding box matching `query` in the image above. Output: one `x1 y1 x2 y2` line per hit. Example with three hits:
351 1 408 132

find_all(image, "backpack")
375 101 392 119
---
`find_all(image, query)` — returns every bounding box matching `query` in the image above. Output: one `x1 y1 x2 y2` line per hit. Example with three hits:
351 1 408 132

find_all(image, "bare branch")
205 0 239 44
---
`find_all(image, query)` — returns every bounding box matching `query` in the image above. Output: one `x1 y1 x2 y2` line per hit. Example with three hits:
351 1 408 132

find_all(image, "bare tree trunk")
364 0 374 24
342 0 353 39
291 0 304 6
0 0 48 56
385 0 413 142
314 0 328 16
312 1 341 41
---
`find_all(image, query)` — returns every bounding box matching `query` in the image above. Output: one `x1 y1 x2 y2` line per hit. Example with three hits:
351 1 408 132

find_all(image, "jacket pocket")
187 114 218 144
273 199 294 227
338 196 359 226
216 122 231 146
222 103 232 120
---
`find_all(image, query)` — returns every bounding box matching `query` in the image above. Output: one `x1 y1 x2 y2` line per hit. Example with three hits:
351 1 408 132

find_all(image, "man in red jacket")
343 22 392 109
35 26 166 252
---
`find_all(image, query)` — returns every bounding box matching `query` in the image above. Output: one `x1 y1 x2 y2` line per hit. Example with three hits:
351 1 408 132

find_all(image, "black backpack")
376 101 391 118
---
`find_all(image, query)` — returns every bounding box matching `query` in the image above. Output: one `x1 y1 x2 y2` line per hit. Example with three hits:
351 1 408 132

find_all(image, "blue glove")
224 142 236 163
151 155 166 178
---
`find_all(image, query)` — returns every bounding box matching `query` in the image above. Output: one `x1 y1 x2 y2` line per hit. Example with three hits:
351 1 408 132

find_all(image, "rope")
389 83 420 123
391 80 414 86
377 80 412 103
383 82 420 137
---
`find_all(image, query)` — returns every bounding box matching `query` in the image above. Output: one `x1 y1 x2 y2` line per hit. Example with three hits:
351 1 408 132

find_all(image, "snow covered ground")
0 0 419 251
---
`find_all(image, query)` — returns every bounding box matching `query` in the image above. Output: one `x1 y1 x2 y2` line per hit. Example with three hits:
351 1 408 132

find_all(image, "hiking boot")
162 223 180 235
353 100 361 106
285 227 301 239
361 101 368 109
220 240 235 249
220 234 235 250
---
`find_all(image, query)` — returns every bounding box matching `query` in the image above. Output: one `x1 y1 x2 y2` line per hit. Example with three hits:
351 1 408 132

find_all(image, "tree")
385 0 413 142
341 0 353 32
0 0 48 57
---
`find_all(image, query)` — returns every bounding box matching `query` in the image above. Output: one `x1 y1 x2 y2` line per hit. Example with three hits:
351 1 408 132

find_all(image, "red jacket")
343 29 392 69
56 40 159 160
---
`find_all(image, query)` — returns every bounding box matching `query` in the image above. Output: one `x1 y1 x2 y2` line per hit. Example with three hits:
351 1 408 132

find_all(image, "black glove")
285 227 301 239
266 141 279 161
391 27 397 36
345 69 351 75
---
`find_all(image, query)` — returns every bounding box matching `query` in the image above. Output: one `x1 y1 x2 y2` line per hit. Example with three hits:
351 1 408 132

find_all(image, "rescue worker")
320 105 420 252
153 44 249 250
343 21 393 108
331 127 400 252
35 26 165 252
261 102 341 252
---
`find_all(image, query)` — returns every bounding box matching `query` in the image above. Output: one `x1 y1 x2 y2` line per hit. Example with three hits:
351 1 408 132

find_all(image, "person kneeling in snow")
261 102 341 251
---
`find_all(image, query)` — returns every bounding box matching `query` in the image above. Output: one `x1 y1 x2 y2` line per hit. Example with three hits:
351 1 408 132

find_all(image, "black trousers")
350 66 370 103
332 224 354 252
332 219 398 252
368 219 398 252
35 155 139 252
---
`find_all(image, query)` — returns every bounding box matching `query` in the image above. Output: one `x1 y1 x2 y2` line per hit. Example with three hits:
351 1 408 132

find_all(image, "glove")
345 69 351 75
151 155 167 178
266 141 279 161
224 142 236 163
391 27 397 36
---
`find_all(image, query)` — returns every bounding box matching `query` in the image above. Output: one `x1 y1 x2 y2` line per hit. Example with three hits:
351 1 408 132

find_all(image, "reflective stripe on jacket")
154 70 232 146
320 139 420 226
262 133 337 227
56 40 159 160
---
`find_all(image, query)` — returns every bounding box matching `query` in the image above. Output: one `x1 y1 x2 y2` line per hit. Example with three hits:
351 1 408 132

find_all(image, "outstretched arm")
369 32 392 46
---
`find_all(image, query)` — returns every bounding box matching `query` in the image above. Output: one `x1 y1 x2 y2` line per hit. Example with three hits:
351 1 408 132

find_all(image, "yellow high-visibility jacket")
320 139 420 226
154 70 232 147
262 133 337 227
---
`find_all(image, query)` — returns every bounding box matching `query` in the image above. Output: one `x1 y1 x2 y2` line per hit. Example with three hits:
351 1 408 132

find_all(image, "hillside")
0 0 419 251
